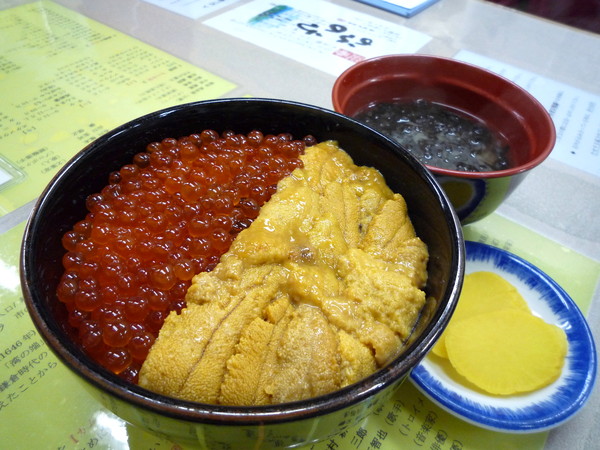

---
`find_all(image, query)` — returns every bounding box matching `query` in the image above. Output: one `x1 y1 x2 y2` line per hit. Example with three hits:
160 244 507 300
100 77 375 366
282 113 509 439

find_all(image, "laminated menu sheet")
2 212 598 449
0 0 236 216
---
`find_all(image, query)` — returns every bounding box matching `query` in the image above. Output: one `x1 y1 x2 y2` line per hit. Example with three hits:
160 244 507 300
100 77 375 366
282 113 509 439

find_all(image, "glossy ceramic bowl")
21 98 464 449
332 54 556 224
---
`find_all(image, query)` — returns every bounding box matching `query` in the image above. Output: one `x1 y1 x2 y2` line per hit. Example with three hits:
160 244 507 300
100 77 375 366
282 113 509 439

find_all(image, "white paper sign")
141 0 241 20
205 0 432 76
456 50 600 178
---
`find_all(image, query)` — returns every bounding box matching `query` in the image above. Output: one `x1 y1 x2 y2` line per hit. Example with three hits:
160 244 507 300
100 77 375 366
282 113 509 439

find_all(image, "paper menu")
455 50 600 178
0 0 236 216
4 212 598 449
204 0 432 77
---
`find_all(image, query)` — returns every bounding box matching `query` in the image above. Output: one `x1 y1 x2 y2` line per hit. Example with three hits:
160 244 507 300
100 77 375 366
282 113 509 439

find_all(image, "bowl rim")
331 53 557 179
20 97 465 426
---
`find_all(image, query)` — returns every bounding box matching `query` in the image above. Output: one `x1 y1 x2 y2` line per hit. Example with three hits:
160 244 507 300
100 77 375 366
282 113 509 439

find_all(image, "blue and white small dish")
410 240 597 433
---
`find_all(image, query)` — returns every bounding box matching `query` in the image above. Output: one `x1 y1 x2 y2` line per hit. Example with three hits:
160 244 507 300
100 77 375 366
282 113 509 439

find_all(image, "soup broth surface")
354 99 511 172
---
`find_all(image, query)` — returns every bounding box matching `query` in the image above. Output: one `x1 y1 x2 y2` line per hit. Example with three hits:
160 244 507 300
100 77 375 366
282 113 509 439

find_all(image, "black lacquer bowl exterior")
21 98 464 449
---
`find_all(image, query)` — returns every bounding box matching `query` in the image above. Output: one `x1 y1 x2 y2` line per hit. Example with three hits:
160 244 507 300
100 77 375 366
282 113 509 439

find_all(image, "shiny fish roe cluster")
56 130 311 383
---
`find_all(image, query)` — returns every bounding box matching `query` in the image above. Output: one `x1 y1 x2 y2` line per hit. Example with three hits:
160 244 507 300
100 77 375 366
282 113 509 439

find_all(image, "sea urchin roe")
139 141 429 405
354 99 511 172
56 130 309 382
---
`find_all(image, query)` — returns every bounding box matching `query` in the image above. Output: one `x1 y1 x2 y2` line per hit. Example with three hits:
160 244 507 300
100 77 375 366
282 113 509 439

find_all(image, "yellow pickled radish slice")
445 309 568 395
432 271 530 359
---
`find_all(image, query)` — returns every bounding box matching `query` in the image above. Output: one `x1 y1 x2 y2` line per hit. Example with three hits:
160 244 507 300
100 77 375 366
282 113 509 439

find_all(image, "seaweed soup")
354 99 511 172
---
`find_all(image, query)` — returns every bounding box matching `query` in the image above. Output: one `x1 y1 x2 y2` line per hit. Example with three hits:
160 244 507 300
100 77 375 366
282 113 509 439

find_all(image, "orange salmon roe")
57 130 312 383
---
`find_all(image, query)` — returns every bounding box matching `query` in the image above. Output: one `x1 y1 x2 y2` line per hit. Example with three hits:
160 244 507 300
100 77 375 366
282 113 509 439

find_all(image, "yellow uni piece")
139 141 429 405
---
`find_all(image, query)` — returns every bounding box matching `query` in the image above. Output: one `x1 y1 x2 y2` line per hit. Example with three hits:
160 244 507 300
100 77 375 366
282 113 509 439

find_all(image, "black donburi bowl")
21 98 464 449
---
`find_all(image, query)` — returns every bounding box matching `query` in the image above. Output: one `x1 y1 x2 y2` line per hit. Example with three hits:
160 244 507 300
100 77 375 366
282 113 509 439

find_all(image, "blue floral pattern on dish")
410 240 597 433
